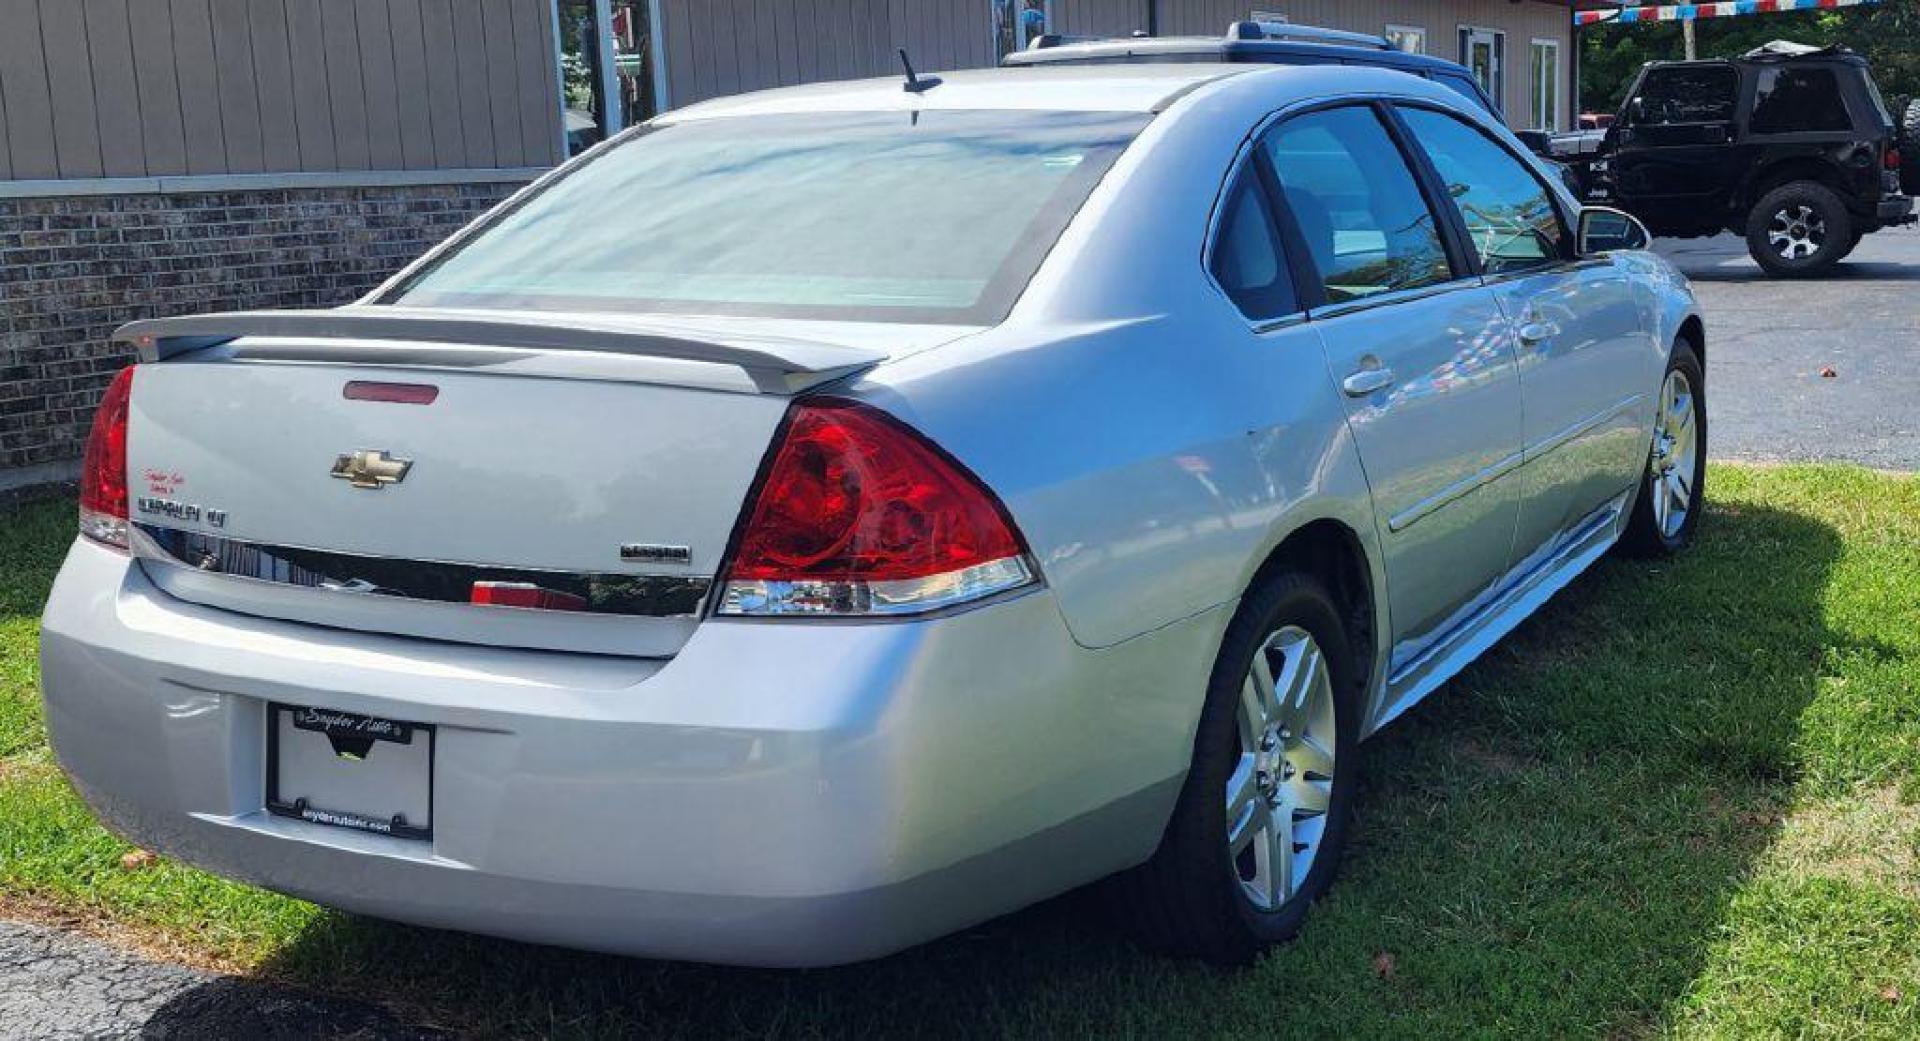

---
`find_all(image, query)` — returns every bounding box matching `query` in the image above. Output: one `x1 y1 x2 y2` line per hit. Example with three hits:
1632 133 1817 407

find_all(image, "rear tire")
1112 572 1361 965
1747 181 1852 278
1619 341 1706 558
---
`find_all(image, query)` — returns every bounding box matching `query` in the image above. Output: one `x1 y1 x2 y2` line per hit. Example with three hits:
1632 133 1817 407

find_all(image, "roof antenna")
898 49 941 93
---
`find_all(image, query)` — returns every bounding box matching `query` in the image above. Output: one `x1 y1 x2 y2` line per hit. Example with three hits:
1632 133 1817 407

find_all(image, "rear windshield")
386 110 1148 325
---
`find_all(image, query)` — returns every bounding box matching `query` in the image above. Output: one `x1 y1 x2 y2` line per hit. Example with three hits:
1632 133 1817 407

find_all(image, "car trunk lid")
119 308 969 656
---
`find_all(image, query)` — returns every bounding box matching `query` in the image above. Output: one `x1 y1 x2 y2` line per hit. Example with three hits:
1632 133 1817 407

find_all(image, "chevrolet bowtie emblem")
330 450 413 489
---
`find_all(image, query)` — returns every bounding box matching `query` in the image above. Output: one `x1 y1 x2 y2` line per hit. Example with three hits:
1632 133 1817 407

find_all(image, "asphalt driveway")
1661 227 1920 470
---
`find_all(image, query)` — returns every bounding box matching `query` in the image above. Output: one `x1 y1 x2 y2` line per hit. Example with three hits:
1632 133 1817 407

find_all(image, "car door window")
1627 66 1737 126
1397 107 1568 274
1209 173 1298 320
1261 107 1453 303
1750 66 1852 133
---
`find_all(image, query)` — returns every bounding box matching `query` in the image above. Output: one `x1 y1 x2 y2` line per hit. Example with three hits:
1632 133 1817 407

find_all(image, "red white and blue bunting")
1575 0 1880 28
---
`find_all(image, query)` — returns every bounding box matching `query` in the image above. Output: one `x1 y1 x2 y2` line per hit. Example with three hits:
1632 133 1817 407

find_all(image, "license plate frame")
266 703 434 841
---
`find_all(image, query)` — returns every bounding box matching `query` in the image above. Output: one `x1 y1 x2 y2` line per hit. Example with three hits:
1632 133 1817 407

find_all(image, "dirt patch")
0 893 249 977
1762 785 1920 896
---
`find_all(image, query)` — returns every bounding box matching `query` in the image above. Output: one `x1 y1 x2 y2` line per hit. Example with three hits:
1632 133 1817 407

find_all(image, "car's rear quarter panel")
861 72 1385 660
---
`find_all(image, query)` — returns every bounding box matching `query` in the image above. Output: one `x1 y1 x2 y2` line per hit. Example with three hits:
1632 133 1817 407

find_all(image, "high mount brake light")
79 366 136 551
719 400 1035 616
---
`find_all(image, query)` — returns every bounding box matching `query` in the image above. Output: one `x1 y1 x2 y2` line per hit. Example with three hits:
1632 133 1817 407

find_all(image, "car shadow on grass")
148 499 1846 1039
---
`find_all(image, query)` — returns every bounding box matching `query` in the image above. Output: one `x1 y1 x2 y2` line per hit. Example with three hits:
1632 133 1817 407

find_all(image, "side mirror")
1577 206 1652 254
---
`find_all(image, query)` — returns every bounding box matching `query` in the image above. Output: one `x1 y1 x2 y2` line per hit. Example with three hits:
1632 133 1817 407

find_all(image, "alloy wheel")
1649 368 1698 539
1226 625 1337 912
1767 204 1827 260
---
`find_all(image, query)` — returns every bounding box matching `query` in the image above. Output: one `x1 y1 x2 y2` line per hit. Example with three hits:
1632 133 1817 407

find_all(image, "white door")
1460 28 1503 105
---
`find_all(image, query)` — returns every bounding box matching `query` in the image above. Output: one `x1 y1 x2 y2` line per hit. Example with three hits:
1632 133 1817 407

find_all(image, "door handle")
1342 366 1396 397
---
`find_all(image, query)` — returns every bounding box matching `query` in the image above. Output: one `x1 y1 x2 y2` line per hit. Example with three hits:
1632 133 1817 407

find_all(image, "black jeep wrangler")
1573 44 1914 277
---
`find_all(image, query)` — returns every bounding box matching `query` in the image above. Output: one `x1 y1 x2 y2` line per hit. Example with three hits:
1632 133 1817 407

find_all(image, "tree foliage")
1578 0 1920 118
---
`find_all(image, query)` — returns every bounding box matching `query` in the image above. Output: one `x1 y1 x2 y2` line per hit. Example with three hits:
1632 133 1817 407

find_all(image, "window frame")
1528 38 1562 132
1202 98 1482 328
1386 99 1580 280
1385 24 1427 55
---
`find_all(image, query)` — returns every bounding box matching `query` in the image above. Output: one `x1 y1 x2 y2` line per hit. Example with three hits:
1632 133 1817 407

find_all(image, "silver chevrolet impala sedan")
41 63 1704 967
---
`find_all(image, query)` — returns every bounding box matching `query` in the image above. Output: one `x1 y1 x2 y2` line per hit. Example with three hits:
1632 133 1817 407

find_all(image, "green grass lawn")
3 465 1918 1039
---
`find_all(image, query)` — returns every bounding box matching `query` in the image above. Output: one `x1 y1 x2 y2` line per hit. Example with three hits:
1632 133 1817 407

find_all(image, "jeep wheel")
1747 181 1852 278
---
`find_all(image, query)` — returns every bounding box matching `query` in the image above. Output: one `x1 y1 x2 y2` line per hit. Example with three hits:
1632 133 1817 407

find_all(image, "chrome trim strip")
1478 257 1616 287
1251 312 1311 335
133 524 710 618
1523 393 1644 462
1308 277 1480 321
1385 450 1525 534
1378 492 1626 712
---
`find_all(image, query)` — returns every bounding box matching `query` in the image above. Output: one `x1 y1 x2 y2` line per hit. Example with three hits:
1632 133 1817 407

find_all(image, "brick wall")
0 181 525 483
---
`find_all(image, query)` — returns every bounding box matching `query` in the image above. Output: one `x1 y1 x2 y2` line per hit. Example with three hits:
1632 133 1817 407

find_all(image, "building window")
1458 27 1504 107
1529 39 1561 131
994 0 1053 59
1386 25 1426 55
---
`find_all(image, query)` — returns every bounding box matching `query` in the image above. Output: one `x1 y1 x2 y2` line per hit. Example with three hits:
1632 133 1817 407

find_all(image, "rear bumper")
39 539 1217 966
1876 194 1915 225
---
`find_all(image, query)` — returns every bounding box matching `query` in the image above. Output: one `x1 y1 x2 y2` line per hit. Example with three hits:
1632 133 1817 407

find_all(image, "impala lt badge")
331 450 413 489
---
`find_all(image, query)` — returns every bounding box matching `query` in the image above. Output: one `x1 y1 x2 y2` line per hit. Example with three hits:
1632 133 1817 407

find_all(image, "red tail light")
1886 147 1904 171
719 399 1034 616
78 366 136 550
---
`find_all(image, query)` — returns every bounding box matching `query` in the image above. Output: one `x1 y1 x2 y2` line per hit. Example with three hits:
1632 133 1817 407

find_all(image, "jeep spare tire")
1902 99 1920 196
1747 180 1853 278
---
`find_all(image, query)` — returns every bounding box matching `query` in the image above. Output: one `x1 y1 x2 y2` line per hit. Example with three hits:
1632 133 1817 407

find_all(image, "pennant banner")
1576 0 1880 27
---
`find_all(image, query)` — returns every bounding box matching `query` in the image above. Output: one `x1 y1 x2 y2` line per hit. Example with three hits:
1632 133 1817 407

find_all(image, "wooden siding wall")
655 0 1569 128
1156 1 1574 128
1053 0 1150 38
657 0 1156 107
0 0 563 181
659 0 986 106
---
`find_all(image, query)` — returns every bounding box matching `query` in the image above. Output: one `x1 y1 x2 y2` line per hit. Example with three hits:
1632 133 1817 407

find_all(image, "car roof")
1644 52 1869 71
1003 36 1473 77
658 64 1257 121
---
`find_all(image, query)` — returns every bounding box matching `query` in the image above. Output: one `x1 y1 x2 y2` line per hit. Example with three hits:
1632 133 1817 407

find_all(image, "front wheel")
1747 181 1853 278
1619 341 1706 557
1112 572 1360 964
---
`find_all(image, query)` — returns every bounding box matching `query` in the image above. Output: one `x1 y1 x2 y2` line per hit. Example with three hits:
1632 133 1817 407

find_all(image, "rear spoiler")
113 307 887 395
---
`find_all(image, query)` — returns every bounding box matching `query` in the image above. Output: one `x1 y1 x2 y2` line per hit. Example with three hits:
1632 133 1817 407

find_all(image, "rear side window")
1398 107 1568 274
1209 174 1297 320
1629 66 1737 125
1261 106 1453 303
1750 66 1852 133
